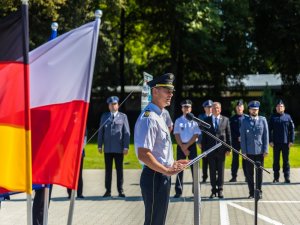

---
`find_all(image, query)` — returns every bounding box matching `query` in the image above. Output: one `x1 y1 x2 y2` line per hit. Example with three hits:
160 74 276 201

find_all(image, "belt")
143 165 163 175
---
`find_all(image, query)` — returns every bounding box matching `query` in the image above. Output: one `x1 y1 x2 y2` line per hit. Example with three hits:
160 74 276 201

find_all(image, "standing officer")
197 99 213 183
98 96 130 198
229 100 247 182
134 73 188 225
240 100 269 199
173 99 201 198
269 99 295 183
202 102 231 199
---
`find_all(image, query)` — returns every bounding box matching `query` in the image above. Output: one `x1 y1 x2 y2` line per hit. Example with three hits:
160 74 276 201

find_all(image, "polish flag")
29 19 100 189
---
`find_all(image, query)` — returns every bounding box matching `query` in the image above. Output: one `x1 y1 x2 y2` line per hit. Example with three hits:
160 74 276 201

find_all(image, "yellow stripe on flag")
0 125 32 194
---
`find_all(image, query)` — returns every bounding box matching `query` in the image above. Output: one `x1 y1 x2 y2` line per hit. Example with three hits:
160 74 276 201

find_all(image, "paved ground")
1 169 300 225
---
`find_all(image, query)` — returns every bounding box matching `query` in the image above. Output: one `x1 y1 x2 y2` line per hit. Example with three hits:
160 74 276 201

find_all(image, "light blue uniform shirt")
134 103 174 167
173 115 201 143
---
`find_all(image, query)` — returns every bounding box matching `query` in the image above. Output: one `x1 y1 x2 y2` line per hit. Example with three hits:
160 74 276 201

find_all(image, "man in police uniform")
269 99 295 183
173 99 201 198
197 99 213 183
229 100 247 182
134 73 188 225
201 102 231 198
240 100 269 199
98 96 130 198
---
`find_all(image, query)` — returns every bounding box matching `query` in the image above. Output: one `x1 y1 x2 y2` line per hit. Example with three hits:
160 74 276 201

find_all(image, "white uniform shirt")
173 115 201 143
134 103 174 167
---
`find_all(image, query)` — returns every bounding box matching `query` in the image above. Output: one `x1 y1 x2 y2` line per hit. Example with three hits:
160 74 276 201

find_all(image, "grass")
84 133 300 169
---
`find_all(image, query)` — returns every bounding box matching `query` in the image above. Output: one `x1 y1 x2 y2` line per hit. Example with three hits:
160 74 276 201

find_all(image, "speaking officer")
197 99 213 183
98 96 130 198
240 101 269 199
201 102 231 199
134 73 188 225
229 100 247 182
269 99 295 183
173 99 201 198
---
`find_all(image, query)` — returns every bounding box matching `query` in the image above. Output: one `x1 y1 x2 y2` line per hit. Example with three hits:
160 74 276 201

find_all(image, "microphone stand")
196 124 270 225
179 143 222 225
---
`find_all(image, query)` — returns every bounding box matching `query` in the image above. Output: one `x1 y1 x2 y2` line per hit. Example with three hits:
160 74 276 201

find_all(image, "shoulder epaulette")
144 110 151 117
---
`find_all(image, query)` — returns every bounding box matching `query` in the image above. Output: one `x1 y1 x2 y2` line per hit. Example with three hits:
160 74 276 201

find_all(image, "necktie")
111 114 114 121
215 118 218 131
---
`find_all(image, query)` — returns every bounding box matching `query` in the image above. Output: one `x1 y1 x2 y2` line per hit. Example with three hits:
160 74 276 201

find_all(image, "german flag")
0 6 32 194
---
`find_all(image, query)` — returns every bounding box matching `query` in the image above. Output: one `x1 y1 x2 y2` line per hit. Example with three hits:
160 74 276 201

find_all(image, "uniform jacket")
230 114 246 144
98 111 130 153
269 113 295 144
197 113 211 144
240 116 269 155
201 115 231 157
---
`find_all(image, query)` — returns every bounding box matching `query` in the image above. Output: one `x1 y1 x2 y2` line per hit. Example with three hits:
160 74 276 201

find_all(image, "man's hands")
180 144 190 156
123 149 128 155
98 148 102 154
164 160 189 176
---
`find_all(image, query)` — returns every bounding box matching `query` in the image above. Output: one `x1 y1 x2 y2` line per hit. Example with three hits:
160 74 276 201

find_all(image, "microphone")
186 113 211 129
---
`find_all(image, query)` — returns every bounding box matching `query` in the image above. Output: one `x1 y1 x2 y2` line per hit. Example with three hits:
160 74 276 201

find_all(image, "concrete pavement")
1 169 300 225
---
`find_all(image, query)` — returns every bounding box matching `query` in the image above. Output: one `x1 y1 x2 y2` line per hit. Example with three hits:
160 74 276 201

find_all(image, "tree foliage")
1 0 299 105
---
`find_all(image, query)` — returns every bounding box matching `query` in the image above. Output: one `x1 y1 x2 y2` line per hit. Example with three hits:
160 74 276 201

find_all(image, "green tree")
260 84 275 118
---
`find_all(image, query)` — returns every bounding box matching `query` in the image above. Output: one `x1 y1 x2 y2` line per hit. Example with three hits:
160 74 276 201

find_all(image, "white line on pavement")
220 201 230 225
227 202 284 225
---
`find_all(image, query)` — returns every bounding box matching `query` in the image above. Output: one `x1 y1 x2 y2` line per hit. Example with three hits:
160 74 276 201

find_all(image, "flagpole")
39 22 59 225
21 0 33 225
67 10 102 225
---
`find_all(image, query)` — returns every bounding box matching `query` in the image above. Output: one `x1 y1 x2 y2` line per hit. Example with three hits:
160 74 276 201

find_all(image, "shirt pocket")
112 120 123 134
160 130 170 144
256 125 263 134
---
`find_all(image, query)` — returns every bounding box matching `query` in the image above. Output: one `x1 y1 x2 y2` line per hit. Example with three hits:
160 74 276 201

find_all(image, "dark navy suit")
202 115 231 194
197 113 211 181
229 114 247 179
269 113 295 180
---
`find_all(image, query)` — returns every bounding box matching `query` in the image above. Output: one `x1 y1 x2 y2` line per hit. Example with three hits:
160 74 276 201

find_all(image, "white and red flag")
29 19 100 189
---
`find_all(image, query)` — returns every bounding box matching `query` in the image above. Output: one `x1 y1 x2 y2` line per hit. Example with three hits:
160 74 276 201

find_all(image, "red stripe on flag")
0 62 26 127
31 100 88 189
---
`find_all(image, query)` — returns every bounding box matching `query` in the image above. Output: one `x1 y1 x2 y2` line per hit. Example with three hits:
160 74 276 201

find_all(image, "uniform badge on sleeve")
144 110 150 117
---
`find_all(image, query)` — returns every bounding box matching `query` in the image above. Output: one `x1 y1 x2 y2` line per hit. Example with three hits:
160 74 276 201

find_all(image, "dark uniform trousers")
201 149 209 180
208 154 225 193
140 166 171 225
231 141 246 178
104 153 124 193
175 143 197 195
245 154 264 195
32 186 53 225
67 154 84 197
273 143 290 180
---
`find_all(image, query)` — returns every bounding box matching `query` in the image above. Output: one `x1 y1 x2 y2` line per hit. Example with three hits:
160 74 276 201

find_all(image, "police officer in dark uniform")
134 73 188 225
98 96 130 197
269 99 295 183
229 100 247 182
197 99 213 183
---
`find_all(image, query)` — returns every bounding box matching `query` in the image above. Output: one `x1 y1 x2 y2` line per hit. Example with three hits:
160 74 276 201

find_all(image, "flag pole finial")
51 22 59 31
95 10 103 19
